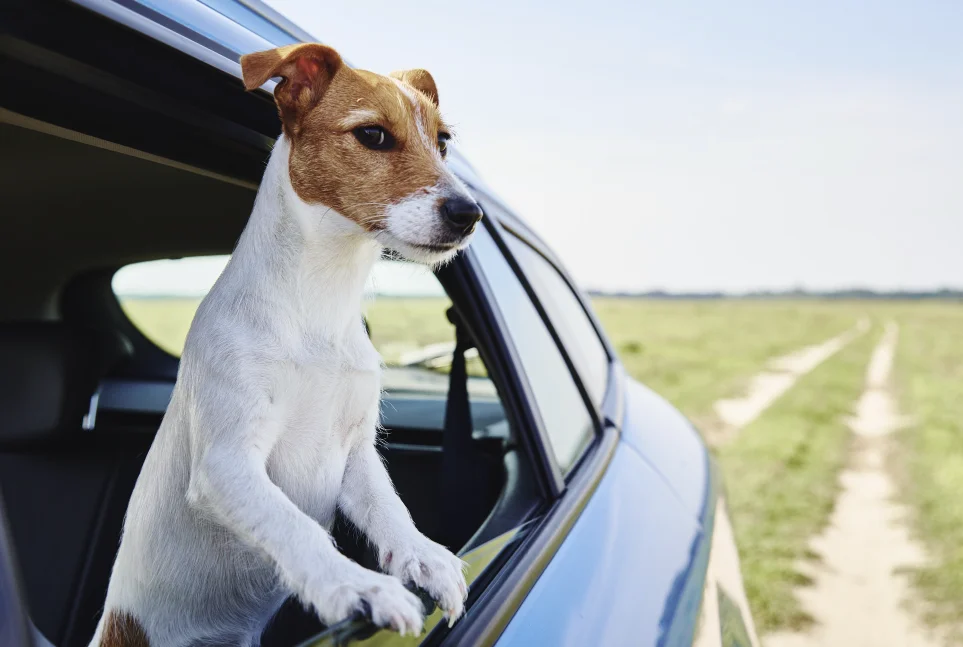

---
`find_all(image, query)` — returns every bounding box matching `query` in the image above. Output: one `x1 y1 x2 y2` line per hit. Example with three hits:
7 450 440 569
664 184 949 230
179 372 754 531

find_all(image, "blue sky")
264 1 963 293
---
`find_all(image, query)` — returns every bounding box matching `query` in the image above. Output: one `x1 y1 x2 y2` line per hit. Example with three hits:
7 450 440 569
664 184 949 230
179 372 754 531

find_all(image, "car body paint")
496 442 715 647
620 377 712 521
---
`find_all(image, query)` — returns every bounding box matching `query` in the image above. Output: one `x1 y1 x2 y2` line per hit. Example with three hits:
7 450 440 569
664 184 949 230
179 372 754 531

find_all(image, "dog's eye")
438 133 450 157
353 126 394 151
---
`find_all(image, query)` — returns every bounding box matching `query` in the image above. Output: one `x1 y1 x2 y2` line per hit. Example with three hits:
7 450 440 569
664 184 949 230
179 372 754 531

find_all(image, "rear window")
113 256 228 356
112 256 485 377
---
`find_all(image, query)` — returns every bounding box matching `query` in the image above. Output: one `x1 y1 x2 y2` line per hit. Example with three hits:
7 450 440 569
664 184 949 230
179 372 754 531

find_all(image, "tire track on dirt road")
765 322 943 647
708 319 870 445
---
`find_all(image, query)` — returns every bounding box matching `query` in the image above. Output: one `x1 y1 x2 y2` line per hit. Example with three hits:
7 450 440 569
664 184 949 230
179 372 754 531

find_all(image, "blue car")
0 1 760 646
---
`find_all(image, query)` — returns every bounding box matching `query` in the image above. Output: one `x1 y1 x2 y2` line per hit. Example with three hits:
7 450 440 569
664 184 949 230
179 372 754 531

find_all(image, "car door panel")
496 442 712 647
620 378 713 521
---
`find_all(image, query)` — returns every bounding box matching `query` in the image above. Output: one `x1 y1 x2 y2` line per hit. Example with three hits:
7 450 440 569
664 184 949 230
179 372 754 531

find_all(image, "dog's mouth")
375 230 473 266
411 241 460 252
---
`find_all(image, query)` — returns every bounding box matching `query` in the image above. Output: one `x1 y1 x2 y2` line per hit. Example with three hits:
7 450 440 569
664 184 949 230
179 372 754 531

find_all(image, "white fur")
391 78 435 151
337 109 383 129
91 135 470 646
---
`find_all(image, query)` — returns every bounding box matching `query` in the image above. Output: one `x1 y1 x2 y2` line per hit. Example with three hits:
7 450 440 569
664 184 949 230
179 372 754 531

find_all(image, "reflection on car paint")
657 457 717 647
495 444 712 647
620 378 711 519
692 498 761 647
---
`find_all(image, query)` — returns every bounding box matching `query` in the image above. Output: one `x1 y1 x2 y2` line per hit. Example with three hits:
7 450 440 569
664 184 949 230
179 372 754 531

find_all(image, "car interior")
0 113 541 646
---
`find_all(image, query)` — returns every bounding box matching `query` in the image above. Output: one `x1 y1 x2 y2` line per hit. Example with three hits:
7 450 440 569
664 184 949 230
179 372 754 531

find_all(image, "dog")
91 43 482 647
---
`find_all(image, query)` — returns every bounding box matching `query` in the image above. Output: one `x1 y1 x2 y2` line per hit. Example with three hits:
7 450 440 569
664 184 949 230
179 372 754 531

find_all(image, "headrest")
0 323 128 445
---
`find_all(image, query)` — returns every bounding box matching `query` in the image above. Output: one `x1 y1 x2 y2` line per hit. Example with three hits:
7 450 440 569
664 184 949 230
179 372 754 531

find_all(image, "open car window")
113 255 229 356
112 255 504 435
363 259 502 434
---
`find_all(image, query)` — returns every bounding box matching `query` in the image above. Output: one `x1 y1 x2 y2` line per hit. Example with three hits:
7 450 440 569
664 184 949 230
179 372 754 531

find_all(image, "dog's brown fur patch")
390 68 439 106
240 44 450 232
99 610 150 647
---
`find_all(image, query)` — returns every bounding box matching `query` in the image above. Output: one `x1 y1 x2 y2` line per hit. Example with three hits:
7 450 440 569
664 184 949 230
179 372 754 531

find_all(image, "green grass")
362 297 454 363
119 297 456 363
119 298 201 356
591 298 862 418
893 303 963 638
716 325 878 633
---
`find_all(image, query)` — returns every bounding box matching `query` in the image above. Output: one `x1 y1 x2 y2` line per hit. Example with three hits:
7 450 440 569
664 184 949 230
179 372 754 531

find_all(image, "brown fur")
239 44 450 231
390 69 439 106
99 610 150 647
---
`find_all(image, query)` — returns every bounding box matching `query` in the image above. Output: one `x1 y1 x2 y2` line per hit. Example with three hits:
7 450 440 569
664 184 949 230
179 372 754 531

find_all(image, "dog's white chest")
266 338 382 524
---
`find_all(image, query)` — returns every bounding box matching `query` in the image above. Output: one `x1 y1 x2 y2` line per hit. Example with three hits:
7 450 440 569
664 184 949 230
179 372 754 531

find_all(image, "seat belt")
441 309 486 550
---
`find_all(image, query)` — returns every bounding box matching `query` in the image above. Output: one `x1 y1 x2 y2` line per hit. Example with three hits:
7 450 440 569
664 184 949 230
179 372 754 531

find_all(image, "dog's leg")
189 444 425 635
339 442 468 623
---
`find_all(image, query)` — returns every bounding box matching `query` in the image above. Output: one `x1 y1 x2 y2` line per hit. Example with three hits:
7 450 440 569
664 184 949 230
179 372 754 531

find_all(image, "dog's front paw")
305 566 424 636
382 538 468 625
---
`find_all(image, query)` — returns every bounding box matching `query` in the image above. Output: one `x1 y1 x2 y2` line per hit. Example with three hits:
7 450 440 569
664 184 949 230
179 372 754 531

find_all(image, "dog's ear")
240 44 343 135
390 69 439 106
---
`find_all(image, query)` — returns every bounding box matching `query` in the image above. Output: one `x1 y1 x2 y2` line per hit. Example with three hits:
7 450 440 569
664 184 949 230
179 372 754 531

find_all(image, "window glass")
111 254 493 408
503 233 609 408
113 256 229 356
471 227 595 474
363 260 487 379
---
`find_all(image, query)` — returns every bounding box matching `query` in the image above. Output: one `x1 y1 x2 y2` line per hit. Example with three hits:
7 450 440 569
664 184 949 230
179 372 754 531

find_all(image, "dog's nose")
441 197 483 235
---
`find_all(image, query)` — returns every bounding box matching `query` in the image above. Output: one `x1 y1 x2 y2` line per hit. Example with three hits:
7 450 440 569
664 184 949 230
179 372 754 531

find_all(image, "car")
0 1 761 646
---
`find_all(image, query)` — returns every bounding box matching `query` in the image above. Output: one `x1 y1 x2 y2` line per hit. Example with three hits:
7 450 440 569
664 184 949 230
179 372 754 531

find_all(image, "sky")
260 0 963 294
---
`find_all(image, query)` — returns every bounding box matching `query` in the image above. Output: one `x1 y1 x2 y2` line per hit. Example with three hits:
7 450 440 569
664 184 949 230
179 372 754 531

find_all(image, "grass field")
118 298 202 356
591 298 862 418
119 297 458 363
119 294 963 637
893 304 963 638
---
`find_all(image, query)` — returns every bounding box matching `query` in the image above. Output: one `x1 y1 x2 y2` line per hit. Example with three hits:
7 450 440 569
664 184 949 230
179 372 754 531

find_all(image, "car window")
470 225 596 475
362 260 488 381
112 255 497 421
502 232 610 408
113 255 230 356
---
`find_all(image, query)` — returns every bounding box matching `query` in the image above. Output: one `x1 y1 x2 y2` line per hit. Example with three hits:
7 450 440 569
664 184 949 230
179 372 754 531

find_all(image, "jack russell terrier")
92 43 481 647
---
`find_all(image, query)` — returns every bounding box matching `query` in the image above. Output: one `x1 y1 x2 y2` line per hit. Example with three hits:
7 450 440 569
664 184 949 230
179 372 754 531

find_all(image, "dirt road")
709 319 869 444
765 322 941 647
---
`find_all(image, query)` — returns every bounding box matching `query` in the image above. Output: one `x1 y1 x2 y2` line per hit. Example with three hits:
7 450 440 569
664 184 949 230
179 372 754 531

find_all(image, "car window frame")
499 224 613 410
471 205 607 482
492 214 625 431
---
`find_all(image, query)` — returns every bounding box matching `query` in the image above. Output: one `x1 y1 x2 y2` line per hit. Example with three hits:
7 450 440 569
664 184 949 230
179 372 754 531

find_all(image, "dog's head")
240 43 482 265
